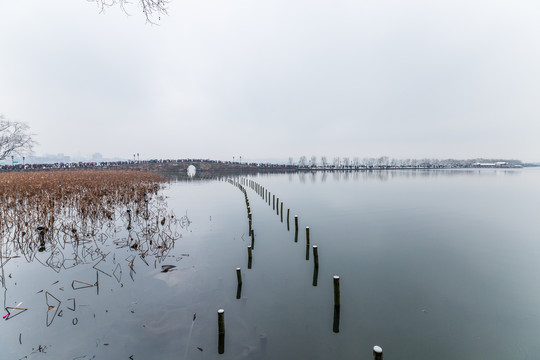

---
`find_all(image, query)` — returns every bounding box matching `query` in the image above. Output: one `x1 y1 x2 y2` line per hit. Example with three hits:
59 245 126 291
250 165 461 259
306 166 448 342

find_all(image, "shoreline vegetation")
0 157 531 174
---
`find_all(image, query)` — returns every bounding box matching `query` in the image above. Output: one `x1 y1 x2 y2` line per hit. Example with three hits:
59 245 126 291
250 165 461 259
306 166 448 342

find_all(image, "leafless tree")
333 157 340 168
89 0 169 23
377 156 389 167
363 157 375 167
0 115 35 161
321 156 328 167
298 155 307 167
310 155 317 167
288 157 294 166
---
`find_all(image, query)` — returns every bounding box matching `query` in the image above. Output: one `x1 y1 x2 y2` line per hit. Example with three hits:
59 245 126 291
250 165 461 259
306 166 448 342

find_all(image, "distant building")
473 162 511 168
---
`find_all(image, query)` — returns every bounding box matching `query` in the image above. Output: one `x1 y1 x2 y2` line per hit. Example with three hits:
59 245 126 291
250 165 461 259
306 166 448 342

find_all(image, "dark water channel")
2 168 540 359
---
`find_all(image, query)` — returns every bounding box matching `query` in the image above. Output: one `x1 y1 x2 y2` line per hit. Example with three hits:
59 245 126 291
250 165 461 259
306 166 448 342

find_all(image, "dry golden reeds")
0 170 185 268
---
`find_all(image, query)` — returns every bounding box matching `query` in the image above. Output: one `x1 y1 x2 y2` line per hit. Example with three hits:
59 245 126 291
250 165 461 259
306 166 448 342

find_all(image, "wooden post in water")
127 209 132 230
306 226 310 245
280 202 283 222
236 268 243 299
294 216 299 242
218 309 225 354
373 346 383 360
218 309 225 333
313 245 319 268
273 195 275 210
276 198 279 215
251 229 255 249
333 275 341 333
236 268 242 285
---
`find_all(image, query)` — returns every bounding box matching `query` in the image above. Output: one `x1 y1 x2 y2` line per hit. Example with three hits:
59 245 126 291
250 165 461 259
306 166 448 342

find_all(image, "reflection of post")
247 246 252 269
37 226 46 252
144 199 149 218
312 266 318 286
127 209 132 230
305 244 310 261
333 304 340 333
373 346 383 359
251 229 255 249
236 284 242 299
260 334 268 356
218 309 225 354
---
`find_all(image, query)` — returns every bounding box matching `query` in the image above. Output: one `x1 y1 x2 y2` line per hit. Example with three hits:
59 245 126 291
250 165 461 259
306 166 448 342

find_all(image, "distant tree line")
290 156 525 169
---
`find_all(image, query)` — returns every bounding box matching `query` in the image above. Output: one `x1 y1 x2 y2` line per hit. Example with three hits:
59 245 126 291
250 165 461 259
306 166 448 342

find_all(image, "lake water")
1 168 540 359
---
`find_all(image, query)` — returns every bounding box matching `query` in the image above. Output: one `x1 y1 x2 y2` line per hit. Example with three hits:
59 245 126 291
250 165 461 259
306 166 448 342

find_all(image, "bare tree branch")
0 115 36 161
88 0 170 23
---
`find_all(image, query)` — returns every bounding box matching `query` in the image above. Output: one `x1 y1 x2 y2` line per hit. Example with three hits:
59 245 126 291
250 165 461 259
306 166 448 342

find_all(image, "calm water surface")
2 168 540 359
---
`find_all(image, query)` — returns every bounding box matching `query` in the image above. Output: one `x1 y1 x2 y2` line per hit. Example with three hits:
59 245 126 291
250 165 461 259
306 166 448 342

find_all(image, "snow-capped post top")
333 275 341 307
217 309 225 335
373 345 383 360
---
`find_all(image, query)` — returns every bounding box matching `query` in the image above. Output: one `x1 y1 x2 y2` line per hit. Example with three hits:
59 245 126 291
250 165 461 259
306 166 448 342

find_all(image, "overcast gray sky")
1 0 539 162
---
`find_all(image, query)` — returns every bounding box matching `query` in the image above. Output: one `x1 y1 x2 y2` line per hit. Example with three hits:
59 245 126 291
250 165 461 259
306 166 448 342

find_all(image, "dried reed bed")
0 170 185 268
